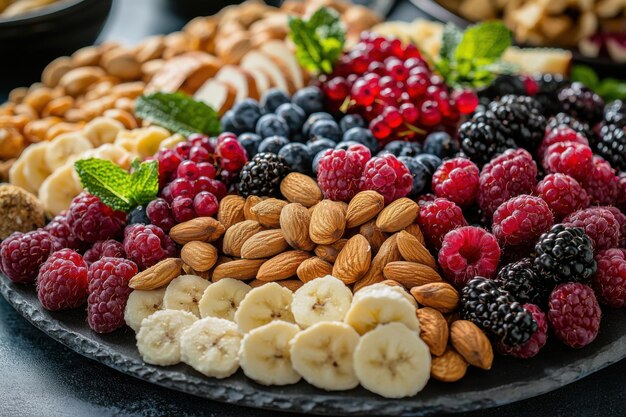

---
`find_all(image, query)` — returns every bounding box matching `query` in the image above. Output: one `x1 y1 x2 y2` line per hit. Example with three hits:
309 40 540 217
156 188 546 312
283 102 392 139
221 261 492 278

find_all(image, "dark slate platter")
2 273 625 416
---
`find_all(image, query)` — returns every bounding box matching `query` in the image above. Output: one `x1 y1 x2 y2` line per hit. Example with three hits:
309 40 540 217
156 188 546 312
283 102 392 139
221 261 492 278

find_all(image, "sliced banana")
38 162 83 216
239 321 301 386
291 275 352 328
159 133 186 150
354 282 417 307
9 154 34 193
163 275 210 317
199 278 251 321
124 288 166 332
234 282 295 333
83 117 125 147
136 309 197 366
135 126 171 157
45 132 93 171
344 286 420 335
353 322 431 398
290 321 360 391
19 142 52 193
180 317 242 378
86 143 134 169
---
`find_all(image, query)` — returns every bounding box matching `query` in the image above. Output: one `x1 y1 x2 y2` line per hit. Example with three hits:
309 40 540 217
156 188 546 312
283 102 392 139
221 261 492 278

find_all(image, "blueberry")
256 113 290 138
335 141 361 151
275 103 306 134
312 149 327 176
128 205 149 225
221 110 241 135
423 131 459 159
231 99 262 132
384 140 422 157
292 86 324 115
260 88 290 114
238 133 263 158
257 135 289 154
291 132 307 144
415 153 442 174
398 157 429 196
307 138 336 156
303 112 334 137
340 114 365 133
278 142 312 174
309 119 341 142
342 127 379 153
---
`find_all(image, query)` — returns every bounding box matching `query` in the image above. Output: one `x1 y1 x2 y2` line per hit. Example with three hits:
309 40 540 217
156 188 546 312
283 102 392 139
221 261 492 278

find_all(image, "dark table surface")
1 0 625 416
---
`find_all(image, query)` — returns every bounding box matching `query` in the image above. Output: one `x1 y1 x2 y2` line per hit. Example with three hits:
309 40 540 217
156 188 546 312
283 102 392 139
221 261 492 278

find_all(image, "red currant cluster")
321 32 478 144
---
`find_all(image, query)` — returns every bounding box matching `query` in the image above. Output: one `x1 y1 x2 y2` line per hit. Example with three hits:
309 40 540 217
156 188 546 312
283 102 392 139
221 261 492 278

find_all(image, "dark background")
1 0 625 416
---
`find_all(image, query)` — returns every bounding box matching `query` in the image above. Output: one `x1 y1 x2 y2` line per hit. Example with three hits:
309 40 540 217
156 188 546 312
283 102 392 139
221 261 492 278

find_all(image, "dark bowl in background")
165 0 281 19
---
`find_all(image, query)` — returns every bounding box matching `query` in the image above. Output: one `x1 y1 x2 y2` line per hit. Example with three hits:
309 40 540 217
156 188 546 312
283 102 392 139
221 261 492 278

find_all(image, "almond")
251 198 287 228
332 234 372 284
243 195 264 221
396 230 438 270
314 239 347 263
416 307 449 356
129 258 183 290
410 282 460 313
309 200 346 245
380 279 405 289
345 190 385 228
249 279 304 292
169 217 225 244
222 220 263 257
217 195 245 229
404 222 426 245
353 233 402 292
240 229 289 259
280 172 323 207
182 263 211 280
375 198 419 232
211 258 266 281
450 320 494 370
430 346 469 382
181 241 218 272
280 203 315 251
256 250 312 281
383 261 443 287
297 257 334 283
358 219 388 254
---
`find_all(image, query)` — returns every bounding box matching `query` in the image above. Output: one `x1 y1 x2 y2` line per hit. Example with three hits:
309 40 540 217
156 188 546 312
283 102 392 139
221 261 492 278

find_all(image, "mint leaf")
130 160 159 206
75 158 133 212
135 92 221 137
455 22 511 62
571 65 626 101
571 65 599 89
440 24 463 61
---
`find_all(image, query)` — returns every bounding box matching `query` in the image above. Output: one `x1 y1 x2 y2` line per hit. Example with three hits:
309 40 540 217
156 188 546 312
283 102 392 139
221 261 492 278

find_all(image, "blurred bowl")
165 0 281 20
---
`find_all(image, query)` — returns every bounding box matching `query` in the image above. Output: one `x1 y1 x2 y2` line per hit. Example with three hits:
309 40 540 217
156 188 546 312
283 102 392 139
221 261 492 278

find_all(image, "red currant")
399 103 419 124
176 160 199 181
216 132 237 146
189 145 211 163
351 79 376 107
382 106 403 128
453 90 479 115
197 162 216 179
324 77 350 101
370 116 392 139
175 142 191 159
171 196 195 222
169 178 194 198
420 100 442 127
406 75 428 98
146 198 175 231
193 192 219 217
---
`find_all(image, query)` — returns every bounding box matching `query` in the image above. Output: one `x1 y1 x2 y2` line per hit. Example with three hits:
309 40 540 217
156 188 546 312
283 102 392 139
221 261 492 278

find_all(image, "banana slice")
290 321 360 391
234 282 295 333
45 132 93 171
180 317 242 378
344 286 420 335
291 275 352 328
135 126 171 158
354 282 417 307
159 133 186 150
163 275 210 318
86 143 134 170
239 321 301 386
9 152 36 193
353 322 431 398
199 278 251 321
19 142 52 193
136 309 197 366
124 288 166 332
83 117 125 147
38 162 83 216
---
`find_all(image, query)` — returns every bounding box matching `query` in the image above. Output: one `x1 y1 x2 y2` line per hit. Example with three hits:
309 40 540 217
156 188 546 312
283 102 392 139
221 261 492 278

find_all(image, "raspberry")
592 248 626 308
492 195 553 247
359 154 413 204
542 141 593 182
37 249 88 311
604 206 626 248
83 240 126 265
537 126 589 160
67 193 127 243
0 230 61 284
477 148 538 219
438 226 501 288
548 282 601 348
498 303 548 358
582 156 620 206
564 207 620 251
317 149 363 202
44 212 84 250
535 174 590 221
618 172 626 212
431 157 479 207
417 198 468 250
123 224 176 269
87 257 138 333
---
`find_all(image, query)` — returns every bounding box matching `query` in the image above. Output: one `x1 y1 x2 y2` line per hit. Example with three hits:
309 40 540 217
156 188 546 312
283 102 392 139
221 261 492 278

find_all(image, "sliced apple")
193 79 237 115
260 40 305 90
241 50 295 94
146 52 221 95
215 65 260 101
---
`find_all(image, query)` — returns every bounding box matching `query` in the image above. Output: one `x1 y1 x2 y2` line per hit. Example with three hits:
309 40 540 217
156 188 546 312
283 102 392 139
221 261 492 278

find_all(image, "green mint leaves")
571 64 626 101
74 158 159 212
289 7 345 74
135 92 221 137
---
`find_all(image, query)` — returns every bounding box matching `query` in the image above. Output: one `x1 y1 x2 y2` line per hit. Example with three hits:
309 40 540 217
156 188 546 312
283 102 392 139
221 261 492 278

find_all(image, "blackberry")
533 73 567 115
604 100 626 127
458 111 516 166
597 124 626 171
461 277 538 346
238 152 290 197
532 224 596 285
478 74 527 101
557 82 604 125
545 112 594 142
495 258 548 305
488 95 546 151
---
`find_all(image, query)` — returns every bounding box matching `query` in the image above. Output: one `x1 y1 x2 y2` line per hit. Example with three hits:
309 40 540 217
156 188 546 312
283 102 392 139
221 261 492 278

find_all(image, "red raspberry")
548 282 601 348
417 198 468 250
582 156 620 206
67 193 127 243
416 193 436 207
542 141 593 182
592 248 626 308
535 174 590 221
317 149 363 202
347 143 371 167
438 226 501 288
618 172 626 212
537 126 589 159
432 157 479 207
492 195 554 247
604 206 626 248
83 240 126 265
0 230 61 284
37 249 88 311
498 303 548 359
87 257 138 333
477 149 538 219
123 224 176 269
44 212 84 251
359 154 413 204
564 207 620 251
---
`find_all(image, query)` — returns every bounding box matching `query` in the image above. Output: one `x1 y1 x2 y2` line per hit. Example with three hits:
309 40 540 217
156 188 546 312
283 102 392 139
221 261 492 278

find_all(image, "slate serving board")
2 273 625 417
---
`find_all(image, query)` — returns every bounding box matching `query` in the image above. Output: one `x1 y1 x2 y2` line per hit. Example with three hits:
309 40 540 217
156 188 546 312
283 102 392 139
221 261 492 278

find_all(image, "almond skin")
359 219 388 254
431 346 468 382
297 256 333 283
181 241 218 272
211 259 266 281
243 195 264 221
309 199 346 245
314 239 348 263
222 220 263 257
249 279 304 291
450 320 494 370
416 307 449 356
353 232 402 292
256 250 312 281
345 190 385 228
396 230 438 270
169 217 225 244
251 198 287 228
240 229 289 259
129 258 183 290
376 198 420 232
217 195 245 229
383 261 443 287
280 172 323 207
332 234 372 284
410 282 460 313
280 203 315 251
404 222 426 245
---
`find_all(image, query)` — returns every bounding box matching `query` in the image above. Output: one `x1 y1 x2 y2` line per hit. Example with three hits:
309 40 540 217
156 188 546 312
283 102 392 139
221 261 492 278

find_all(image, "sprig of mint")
289 7 345 74
571 65 626 101
74 158 159 212
135 92 221 137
